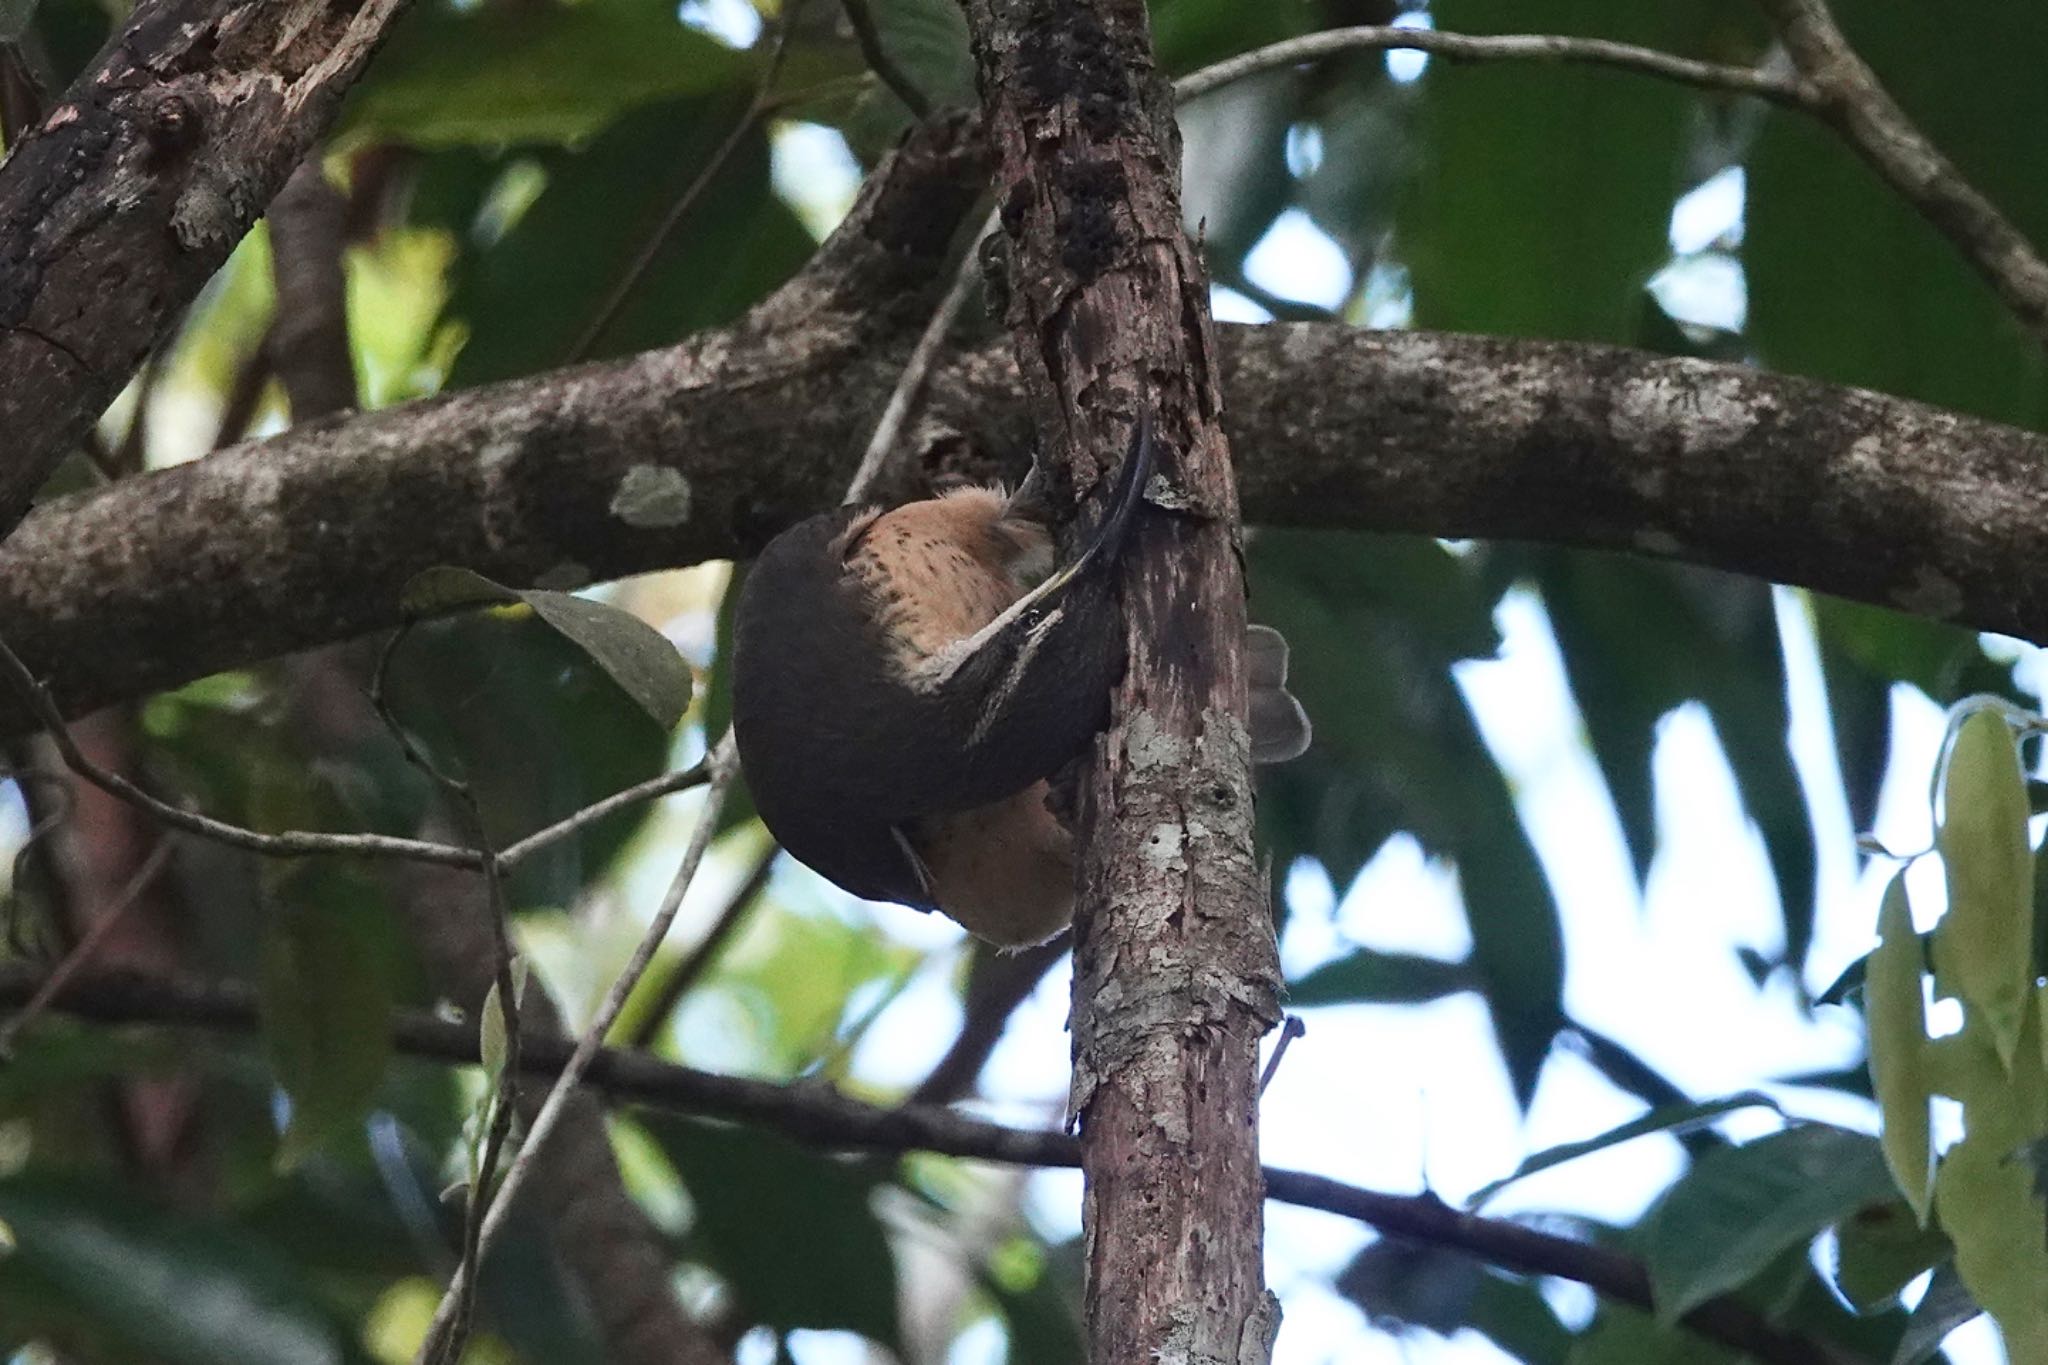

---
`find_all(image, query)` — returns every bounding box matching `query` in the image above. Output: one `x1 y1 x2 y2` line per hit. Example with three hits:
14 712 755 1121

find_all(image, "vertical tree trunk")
960 1 1283 1358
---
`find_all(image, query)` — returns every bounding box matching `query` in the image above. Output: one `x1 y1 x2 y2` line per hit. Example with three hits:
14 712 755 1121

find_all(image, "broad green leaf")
1749 2 2048 427
0 1179 357 1365
645 1116 901 1348
1832 1200 1950 1314
1532 552 1816 963
1287 948 1474 1007
1248 533 1561 1103
401 566 691 731
1642 1125 1898 1322
1570 1304 1737 1364
1867 872 1935 1222
1402 1 1752 344
1469 1092 1780 1209
1936 706 2034 1069
260 876 395 1171
341 0 750 148
386 611 674 909
863 0 977 113
1931 1010 2048 1360
445 94 813 386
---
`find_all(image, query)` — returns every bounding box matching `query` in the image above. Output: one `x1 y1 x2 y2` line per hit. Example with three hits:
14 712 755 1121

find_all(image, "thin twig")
842 207 995 506
0 628 708 874
1257 1014 1306 1096
0 837 172 1054
564 1 807 364
1168 25 1822 107
495 764 710 868
840 0 932 119
3 963 1867 1365
371 626 524 1365
625 837 778 1050
413 735 742 1357
1752 0 2048 348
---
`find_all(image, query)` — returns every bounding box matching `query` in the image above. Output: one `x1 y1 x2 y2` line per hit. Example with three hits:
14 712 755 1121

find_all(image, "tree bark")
5 322 2046 740
0 0 410 532
962 1 1280 1358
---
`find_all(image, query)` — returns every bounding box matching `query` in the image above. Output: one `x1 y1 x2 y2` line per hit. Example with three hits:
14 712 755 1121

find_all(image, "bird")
731 415 1309 946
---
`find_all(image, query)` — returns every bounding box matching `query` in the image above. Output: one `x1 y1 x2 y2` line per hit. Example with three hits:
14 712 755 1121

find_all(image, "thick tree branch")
0 963 1864 1365
1755 0 2048 348
5 327 2045 737
0 0 411 533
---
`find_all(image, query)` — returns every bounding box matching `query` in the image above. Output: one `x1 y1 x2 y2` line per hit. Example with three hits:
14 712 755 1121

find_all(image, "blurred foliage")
2 0 2045 1359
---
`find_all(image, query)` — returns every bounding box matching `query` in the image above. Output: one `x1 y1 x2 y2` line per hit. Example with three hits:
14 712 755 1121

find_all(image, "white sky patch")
1286 123 1325 178
678 0 761 47
1245 209 1354 309
1649 252 1747 332
772 123 863 241
1387 10 1434 84
1211 284 1275 323
1669 166 1746 253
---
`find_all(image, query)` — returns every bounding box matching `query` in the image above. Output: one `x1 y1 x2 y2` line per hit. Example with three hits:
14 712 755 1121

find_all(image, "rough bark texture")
6 322 2048 736
963 1 1281 1359
0 0 410 532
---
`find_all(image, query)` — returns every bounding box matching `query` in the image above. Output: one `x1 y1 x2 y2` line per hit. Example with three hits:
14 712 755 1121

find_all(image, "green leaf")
1930 1008 2048 1359
1748 2 2048 426
0 1178 356 1365
644 1116 901 1348
260 875 395 1171
340 0 750 148
1832 1200 1951 1314
1469 1092 1781 1209
1936 705 2034 1070
864 0 977 112
479 980 509 1084
1867 872 1936 1222
1642 1124 1898 1322
1570 1304 1739 1364
1287 948 1474 1007
445 94 814 384
1401 1 1748 344
401 567 691 731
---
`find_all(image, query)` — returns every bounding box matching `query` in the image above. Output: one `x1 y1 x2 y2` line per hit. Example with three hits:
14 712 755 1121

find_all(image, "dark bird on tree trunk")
732 415 1308 945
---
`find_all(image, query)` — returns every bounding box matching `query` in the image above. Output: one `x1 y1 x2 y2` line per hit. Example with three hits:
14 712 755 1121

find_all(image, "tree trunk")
961 1 1283 1357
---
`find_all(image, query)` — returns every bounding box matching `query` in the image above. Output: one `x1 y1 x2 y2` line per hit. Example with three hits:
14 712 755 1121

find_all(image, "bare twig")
842 207 995 506
413 735 742 1358
624 837 778 1050
495 764 711 868
3 963 1867 1365
370 627 522 1365
1169 25 1822 106
564 0 807 364
1257 1014 1306 1096
1752 0 2048 348
0 628 709 874
840 0 932 119
0 836 171 1053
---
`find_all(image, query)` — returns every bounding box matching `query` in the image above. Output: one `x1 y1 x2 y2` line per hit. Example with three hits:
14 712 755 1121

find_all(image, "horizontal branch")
4 324 2046 737
1172 25 1820 108
1 964 1861 1365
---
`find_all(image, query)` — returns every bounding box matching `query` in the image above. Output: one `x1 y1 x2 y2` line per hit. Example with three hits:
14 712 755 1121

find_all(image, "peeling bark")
961 0 1280 1358
0 0 412 531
